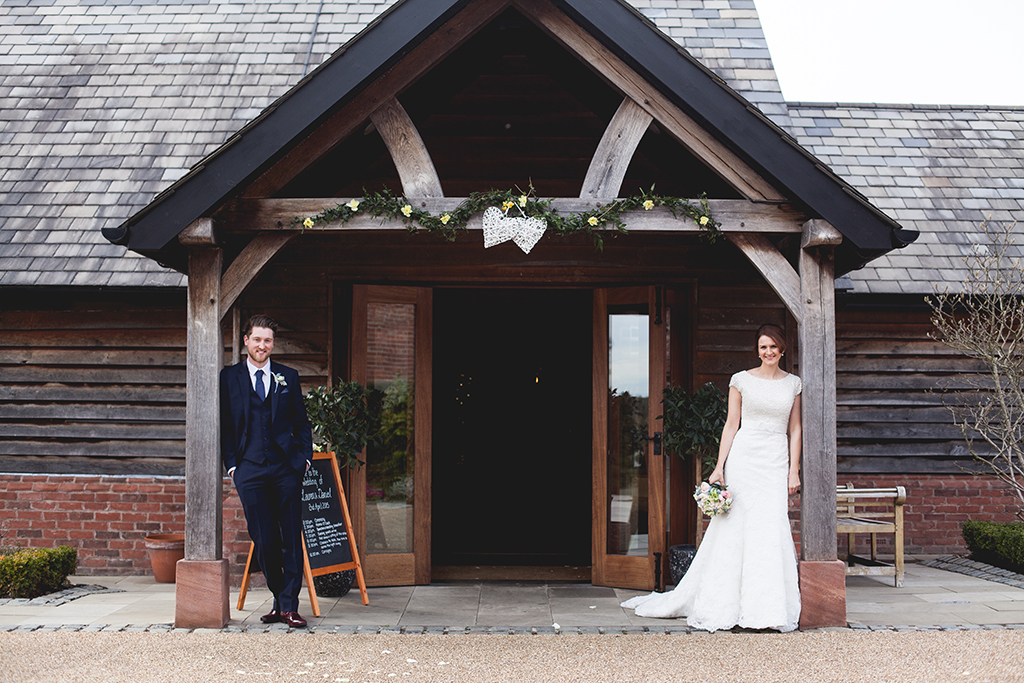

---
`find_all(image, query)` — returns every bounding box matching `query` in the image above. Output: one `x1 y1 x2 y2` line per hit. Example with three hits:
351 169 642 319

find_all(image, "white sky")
754 0 1024 107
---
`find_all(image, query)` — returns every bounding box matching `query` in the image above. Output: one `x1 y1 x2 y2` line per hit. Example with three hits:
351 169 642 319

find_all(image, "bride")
621 323 802 632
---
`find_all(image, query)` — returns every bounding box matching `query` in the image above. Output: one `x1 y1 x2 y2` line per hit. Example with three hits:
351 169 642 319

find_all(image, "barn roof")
4 0 1017 294
789 103 1024 295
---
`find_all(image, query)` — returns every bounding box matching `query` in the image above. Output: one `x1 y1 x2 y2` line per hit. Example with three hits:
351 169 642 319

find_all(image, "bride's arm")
787 395 802 495
709 386 742 486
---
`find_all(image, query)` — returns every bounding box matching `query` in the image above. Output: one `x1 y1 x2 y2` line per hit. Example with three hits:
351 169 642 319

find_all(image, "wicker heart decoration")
482 206 546 254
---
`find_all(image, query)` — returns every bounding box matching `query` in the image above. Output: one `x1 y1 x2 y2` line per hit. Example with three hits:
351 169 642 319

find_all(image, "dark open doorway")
432 288 592 569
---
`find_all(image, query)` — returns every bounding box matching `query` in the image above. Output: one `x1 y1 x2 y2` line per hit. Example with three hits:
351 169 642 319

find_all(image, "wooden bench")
836 484 906 587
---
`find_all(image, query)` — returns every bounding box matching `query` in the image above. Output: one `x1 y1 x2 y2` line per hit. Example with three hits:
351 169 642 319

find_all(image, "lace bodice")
729 370 802 435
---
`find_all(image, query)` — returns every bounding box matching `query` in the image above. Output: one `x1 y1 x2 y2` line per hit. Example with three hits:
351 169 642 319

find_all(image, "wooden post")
797 219 846 629
175 218 230 629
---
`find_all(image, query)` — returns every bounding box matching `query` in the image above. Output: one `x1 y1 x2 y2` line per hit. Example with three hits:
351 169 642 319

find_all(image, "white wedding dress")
621 370 802 632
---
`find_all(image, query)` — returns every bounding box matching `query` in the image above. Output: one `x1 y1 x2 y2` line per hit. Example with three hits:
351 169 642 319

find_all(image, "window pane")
607 311 648 557
365 302 415 554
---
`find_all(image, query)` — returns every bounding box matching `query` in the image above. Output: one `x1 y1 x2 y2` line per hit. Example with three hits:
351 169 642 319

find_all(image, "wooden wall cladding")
835 306 979 474
0 292 189 475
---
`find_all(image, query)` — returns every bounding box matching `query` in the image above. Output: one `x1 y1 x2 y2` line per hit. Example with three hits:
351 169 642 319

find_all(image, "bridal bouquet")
693 481 732 517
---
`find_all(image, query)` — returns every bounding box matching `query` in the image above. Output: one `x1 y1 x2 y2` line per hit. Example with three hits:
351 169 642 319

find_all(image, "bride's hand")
709 467 724 487
788 471 801 496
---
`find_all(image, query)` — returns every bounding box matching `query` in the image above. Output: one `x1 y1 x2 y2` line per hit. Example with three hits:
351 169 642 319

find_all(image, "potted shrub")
304 380 378 469
303 380 378 596
661 382 727 583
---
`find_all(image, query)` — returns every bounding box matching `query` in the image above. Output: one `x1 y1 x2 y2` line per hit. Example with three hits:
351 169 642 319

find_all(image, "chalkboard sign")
236 452 369 614
301 456 353 571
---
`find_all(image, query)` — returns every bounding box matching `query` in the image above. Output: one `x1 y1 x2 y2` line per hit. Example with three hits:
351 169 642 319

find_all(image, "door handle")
647 431 662 456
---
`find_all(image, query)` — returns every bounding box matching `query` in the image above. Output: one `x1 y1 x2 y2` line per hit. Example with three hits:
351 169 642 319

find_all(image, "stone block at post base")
798 560 846 630
175 559 231 629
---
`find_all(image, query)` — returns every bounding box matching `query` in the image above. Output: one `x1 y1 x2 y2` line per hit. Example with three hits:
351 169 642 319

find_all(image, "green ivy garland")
293 186 720 249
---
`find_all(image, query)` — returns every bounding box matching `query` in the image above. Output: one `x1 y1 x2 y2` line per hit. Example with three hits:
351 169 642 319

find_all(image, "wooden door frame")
350 284 432 586
592 286 667 590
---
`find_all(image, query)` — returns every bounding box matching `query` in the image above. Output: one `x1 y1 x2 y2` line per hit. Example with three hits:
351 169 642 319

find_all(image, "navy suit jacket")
220 360 313 475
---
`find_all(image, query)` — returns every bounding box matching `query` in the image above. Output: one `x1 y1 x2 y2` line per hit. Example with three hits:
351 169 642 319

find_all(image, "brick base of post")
174 559 231 629
798 560 846 630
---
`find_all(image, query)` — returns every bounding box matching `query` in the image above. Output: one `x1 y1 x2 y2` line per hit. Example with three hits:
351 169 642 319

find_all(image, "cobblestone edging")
0 584 124 607
922 555 1024 589
4 622 1024 635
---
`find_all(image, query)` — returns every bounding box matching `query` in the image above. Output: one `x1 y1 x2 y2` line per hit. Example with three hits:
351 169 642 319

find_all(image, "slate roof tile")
1 0 790 289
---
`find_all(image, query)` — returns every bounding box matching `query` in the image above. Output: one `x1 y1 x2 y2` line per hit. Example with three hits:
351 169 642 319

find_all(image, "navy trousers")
234 458 304 612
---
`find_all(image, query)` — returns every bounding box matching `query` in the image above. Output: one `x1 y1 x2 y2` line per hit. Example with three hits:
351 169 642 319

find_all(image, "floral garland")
293 186 719 250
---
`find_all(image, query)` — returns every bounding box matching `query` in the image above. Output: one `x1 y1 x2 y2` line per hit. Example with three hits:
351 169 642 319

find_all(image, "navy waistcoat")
241 380 284 464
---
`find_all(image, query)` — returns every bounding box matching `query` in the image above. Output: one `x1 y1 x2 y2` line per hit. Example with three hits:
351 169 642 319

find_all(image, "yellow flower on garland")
346 199 360 211
401 204 413 217
303 217 314 229
440 214 451 225
502 200 515 211
700 215 709 226
588 216 599 227
643 199 655 211
519 195 528 207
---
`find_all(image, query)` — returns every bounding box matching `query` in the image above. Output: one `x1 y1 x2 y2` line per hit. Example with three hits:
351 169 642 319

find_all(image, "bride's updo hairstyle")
755 323 787 354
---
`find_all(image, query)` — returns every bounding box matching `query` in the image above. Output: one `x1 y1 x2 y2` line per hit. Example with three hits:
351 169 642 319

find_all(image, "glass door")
592 287 666 590
350 285 432 586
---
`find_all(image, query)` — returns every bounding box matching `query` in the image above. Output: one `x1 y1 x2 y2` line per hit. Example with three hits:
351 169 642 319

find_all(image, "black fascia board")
551 0 904 256
110 0 472 261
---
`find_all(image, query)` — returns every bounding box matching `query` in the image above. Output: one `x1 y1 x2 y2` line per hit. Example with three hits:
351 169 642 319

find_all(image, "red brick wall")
835 474 1020 557
0 474 255 582
3 472 1020 577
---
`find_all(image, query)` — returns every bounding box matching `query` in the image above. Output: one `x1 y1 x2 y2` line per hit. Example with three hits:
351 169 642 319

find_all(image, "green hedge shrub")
0 546 78 599
962 520 1024 573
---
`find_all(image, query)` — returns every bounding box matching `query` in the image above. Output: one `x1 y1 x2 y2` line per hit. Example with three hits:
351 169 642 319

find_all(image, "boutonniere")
272 373 287 389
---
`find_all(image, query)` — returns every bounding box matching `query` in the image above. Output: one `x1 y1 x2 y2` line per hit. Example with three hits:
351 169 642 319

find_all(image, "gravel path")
2 630 1023 682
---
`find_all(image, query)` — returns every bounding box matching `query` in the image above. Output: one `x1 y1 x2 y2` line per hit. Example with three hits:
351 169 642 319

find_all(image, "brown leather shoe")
281 611 307 628
260 609 281 624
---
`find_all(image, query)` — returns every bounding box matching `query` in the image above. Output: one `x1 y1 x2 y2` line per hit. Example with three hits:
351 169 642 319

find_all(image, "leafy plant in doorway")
303 380 378 596
304 380 379 470
661 382 728 478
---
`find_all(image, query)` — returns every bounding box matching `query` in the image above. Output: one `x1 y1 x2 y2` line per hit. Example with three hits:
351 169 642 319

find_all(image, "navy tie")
255 369 266 401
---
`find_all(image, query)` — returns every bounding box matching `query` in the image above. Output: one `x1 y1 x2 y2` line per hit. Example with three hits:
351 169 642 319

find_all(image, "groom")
221 314 312 628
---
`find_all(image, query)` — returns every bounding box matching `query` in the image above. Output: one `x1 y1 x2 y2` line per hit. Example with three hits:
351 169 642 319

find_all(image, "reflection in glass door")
593 288 665 590
608 310 650 558
351 285 431 586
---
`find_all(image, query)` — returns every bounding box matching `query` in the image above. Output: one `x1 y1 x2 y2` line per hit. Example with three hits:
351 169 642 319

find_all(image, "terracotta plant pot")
144 533 185 583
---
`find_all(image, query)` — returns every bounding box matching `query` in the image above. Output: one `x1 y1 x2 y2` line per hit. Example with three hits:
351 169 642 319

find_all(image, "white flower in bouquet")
693 481 732 517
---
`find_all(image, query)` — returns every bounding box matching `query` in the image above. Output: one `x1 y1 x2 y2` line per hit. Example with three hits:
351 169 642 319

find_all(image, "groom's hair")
755 323 787 353
243 314 279 338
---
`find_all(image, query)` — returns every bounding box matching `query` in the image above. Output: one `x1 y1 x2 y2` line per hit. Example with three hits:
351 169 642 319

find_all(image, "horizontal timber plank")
0 404 184 422
0 329 186 348
0 440 184 458
836 339 958 356
3 423 184 439
838 375 993 391
839 442 979 457
836 407 956 423
0 385 185 403
0 349 185 367
0 455 186 476
218 198 806 233
2 367 185 384
835 392 981 407
837 457 985 475
0 310 185 330
838 424 965 440
836 357 988 373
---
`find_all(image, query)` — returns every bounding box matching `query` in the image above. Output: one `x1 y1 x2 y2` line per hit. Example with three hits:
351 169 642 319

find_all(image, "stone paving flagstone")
2 559 1024 635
